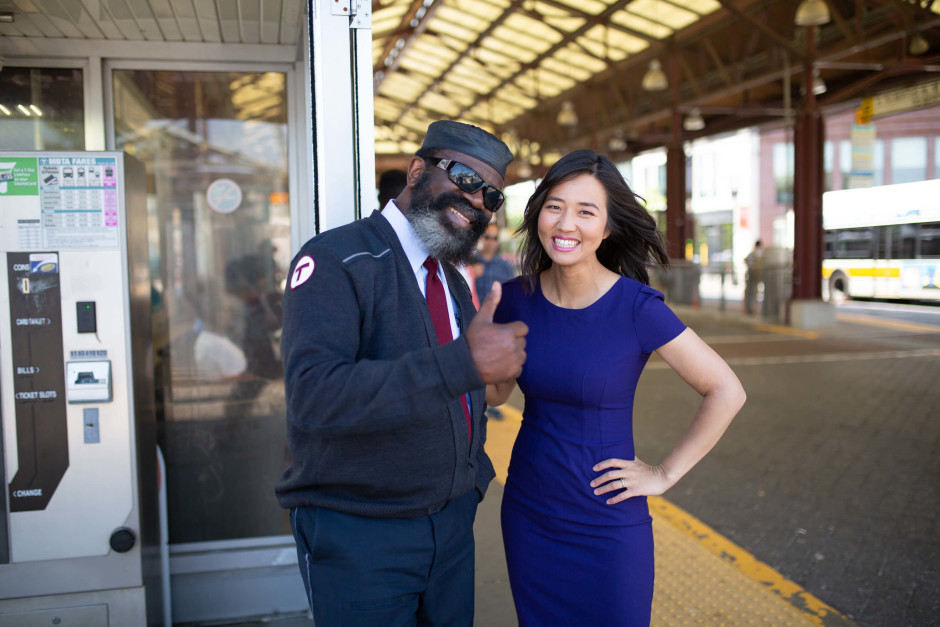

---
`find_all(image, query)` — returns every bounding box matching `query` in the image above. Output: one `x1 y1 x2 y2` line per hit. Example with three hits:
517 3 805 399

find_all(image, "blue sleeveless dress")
493 275 686 626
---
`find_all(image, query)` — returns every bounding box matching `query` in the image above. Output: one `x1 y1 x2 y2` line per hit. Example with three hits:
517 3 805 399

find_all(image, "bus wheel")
829 271 849 304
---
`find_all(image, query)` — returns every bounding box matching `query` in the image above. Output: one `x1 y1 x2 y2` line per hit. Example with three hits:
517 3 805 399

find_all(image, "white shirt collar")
382 200 431 276
381 201 461 338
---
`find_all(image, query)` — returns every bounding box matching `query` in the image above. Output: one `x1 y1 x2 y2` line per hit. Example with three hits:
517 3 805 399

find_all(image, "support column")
792 67 824 300
664 56 698 306
665 51 687 261
788 52 834 328
665 139 687 260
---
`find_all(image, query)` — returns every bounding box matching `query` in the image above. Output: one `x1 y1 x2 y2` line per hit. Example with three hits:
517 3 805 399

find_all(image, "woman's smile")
552 236 580 251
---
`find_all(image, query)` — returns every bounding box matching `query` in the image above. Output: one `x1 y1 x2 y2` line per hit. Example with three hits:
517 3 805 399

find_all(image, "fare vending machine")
0 152 162 625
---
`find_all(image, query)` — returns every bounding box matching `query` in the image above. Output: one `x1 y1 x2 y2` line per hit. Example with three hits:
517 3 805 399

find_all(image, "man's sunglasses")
434 158 505 211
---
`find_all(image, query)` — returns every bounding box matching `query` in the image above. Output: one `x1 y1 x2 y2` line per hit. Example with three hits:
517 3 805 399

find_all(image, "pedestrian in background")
487 149 745 626
744 239 764 315
277 120 528 627
377 168 407 210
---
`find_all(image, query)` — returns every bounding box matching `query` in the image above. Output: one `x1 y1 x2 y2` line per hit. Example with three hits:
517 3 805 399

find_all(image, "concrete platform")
228 296 939 627
477 405 852 627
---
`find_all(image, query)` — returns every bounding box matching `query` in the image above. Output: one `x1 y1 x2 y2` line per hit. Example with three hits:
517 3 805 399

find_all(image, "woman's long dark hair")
517 150 669 289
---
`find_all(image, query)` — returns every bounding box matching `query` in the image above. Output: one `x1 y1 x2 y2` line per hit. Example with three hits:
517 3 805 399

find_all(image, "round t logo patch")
290 255 315 289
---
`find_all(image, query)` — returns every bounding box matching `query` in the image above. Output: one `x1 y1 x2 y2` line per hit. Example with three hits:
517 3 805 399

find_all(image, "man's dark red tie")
423 257 472 440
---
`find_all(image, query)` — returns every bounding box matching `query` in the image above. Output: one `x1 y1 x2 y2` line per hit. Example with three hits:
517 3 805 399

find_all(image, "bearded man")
276 121 528 627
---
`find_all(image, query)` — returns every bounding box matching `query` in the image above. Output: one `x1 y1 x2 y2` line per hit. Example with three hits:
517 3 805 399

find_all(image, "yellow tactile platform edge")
485 405 855 627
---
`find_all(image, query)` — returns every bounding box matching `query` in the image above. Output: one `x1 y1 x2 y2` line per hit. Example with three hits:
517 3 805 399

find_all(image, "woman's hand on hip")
590 457 672 505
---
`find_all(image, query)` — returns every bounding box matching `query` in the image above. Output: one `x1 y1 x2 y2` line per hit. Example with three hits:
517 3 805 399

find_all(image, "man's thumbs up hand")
466 282 528 384
475 280 502 323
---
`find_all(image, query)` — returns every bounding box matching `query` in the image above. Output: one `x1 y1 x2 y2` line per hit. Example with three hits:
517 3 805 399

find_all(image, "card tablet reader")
77 301 97 333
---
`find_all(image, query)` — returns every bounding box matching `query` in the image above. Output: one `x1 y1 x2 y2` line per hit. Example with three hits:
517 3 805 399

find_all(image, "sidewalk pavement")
476 404 852 627
630 297 939 627
230 295 938 627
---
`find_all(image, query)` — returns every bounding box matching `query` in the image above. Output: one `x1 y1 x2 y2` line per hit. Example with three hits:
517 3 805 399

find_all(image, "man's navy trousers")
290 489 479 626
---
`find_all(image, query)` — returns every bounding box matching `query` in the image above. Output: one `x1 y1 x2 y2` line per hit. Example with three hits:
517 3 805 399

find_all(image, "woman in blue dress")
489 150 746 626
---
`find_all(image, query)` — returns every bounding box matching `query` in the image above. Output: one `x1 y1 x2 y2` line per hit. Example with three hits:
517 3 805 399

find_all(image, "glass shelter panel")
113 70 291 543
0 67 85 150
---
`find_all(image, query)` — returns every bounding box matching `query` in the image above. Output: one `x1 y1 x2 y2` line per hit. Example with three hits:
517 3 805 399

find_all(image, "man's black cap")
420 121 514 178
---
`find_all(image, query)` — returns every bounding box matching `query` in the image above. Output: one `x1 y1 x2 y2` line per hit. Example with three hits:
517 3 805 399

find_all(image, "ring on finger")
620 478 626 489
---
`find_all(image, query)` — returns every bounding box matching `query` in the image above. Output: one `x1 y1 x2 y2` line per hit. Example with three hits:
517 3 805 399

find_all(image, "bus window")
877 226 890 260
919 222 940 258
882 225 917 260
898 224 917 258
835 228 873 259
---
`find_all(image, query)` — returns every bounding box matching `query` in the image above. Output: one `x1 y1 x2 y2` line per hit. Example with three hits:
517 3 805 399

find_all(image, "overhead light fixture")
812 68 826 95
794 0 830 26
557 100 578 127
607 133 627 152
683 108 705 132
0 11 14 23
30 104 42 117
812 76 826 95
641 59 668 91
909 33 929 56
799 67 826 96
17 104 30 116
0 104 10 116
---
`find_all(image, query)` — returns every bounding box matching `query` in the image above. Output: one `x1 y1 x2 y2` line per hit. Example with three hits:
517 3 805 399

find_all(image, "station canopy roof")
371 0 940 178
1 0 938 181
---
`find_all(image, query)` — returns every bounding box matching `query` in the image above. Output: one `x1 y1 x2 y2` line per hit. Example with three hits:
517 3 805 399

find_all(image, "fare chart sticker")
290 255 315 289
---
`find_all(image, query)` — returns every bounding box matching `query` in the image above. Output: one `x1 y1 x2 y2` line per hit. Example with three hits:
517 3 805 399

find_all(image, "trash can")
664 261 701 306
761 247 792 321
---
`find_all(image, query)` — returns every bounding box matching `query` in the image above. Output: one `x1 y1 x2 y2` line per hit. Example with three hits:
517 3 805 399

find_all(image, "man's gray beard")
409 210 480 266
408 174 487 266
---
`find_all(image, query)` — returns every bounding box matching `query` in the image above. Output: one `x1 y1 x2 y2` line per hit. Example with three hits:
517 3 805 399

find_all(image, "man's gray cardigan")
275 211 496 518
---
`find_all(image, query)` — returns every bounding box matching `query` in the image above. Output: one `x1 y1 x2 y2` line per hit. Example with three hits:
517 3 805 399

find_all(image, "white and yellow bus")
823 179 940 302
